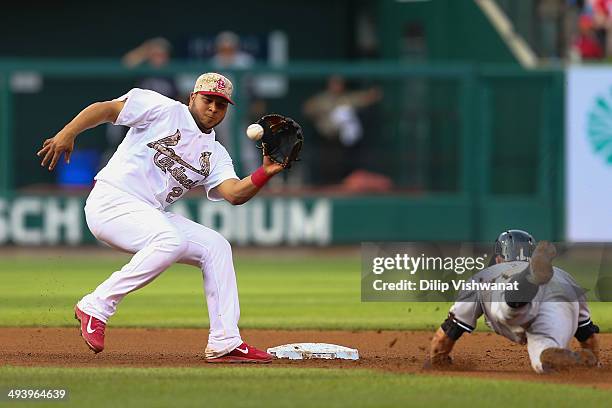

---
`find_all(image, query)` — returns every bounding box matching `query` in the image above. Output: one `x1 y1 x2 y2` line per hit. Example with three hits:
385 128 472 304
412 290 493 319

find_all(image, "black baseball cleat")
528 241 557 285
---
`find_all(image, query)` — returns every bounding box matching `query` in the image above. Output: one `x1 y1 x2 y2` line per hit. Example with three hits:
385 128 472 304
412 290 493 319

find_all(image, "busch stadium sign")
0 196 331 246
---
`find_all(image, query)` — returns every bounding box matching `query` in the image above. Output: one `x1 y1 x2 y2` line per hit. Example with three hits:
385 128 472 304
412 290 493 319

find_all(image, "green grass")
1 366 610 408
1 254 612 331
0 255 447 330
2 252 611 406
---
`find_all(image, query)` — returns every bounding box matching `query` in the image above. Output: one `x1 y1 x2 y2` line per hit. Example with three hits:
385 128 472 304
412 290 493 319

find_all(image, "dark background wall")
377 0 516 63
0 0 354 59
3 0 533 192
0 1 568 241
2 0 518 63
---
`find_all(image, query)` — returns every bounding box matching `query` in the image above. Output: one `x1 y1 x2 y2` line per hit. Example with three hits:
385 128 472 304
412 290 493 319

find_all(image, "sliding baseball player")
428 230 600 373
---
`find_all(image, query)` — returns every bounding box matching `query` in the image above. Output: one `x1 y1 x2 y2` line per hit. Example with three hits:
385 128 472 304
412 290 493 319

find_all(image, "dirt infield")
2 328 611 389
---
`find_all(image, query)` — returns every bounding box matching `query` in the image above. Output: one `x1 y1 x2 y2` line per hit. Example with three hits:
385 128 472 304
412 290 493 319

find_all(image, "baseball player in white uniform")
37 72 283 363
428 230 601 373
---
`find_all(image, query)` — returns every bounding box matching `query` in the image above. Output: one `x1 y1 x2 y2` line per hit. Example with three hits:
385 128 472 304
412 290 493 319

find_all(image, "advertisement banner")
566 67 612 241
0 194 473 246
0 197 331 246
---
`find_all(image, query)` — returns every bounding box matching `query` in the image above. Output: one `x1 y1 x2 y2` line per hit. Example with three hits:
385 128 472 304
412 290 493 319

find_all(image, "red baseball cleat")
206 342 274 364
74 305 106 353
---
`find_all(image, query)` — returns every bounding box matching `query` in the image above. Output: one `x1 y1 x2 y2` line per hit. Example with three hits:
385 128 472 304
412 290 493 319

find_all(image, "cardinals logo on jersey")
199 152 212 177
147 129 212 203
152 129 181 147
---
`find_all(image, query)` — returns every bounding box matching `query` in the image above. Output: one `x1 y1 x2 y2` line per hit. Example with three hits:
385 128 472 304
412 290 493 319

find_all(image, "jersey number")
166 187 183 204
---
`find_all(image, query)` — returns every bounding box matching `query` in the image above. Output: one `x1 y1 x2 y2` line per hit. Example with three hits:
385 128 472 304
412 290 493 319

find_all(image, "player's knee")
155 230 189 260
208 231 233 257
214 234 232 254
169 235 189 259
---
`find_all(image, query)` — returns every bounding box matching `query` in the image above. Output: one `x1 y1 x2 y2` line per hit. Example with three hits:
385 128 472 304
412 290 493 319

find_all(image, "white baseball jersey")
95 88 238 209
80 88 244 354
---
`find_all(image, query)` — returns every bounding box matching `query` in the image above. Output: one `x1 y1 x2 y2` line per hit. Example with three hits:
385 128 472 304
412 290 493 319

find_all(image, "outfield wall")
0 194 557 246
0 61 565 245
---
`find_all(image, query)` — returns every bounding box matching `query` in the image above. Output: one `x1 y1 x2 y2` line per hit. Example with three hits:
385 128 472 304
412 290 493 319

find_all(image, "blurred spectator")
304 76 382 148
572 14 605 59
121 37 178 99
212 31 255 69
538 0 564 59
103 38 179 169
340 170 393 193
592 0 612 56
565 1 585 58
211 31 260 175
303 76 382 185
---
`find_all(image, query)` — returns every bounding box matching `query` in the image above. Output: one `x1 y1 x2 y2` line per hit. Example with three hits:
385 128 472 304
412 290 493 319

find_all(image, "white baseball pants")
78 181 242 356
492 299 579 373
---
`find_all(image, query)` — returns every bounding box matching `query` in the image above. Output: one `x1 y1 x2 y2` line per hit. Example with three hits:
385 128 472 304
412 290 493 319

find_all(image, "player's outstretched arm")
213 156 284 205
37 100 125 171
425 327 457 369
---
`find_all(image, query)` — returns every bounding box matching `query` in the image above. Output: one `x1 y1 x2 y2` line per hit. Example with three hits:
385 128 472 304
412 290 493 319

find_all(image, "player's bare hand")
37 130 76 171
580 333 600 361
423 354 453 370
263 155 285 176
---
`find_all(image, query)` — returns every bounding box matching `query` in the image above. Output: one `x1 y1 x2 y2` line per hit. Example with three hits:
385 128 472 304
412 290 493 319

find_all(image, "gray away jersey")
449 261 592 344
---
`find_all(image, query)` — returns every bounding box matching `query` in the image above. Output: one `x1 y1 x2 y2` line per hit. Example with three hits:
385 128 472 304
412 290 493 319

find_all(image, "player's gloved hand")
256 114 303 170
37 130 76 171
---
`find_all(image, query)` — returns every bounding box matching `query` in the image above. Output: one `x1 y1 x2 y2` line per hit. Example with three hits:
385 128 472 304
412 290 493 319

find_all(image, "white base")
267 343 359 360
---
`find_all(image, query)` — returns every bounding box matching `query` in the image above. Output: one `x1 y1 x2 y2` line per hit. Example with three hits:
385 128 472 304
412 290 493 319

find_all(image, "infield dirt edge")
1 327 611 389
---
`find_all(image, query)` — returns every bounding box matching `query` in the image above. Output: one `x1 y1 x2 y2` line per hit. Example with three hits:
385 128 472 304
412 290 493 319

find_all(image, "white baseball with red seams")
246 123 264 141
77 87 245 357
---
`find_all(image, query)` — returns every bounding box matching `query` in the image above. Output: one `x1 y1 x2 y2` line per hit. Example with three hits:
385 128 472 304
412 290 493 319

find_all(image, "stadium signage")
0 197 83 245
168 198 331 246
566 67 612 241
0 196 331 246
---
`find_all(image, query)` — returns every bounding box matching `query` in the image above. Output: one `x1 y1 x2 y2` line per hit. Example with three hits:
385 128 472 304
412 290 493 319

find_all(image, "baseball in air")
246 124 264 141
